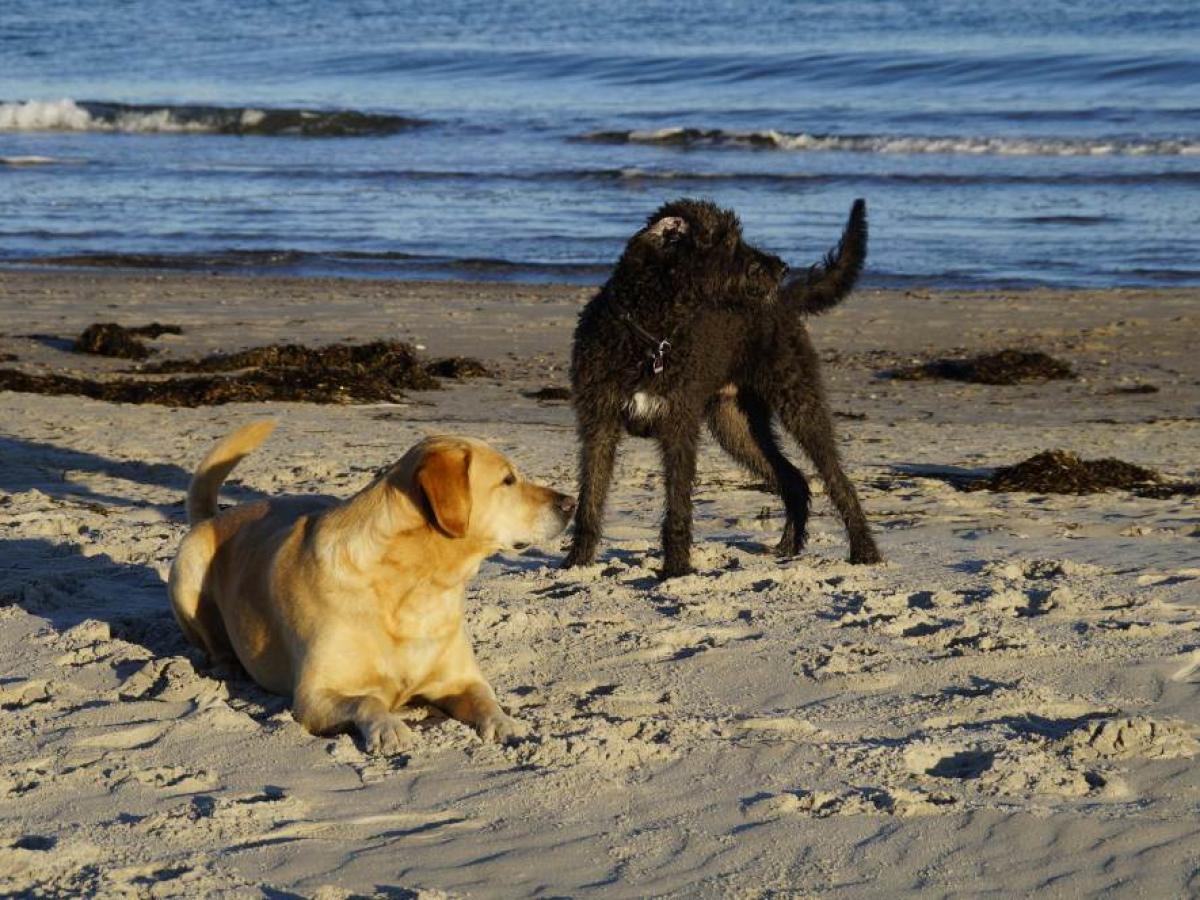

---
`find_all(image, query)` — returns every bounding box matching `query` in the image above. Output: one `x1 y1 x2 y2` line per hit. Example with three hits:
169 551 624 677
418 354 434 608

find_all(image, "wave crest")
0 99 426 137
583 127 1200 156
0 155 66 166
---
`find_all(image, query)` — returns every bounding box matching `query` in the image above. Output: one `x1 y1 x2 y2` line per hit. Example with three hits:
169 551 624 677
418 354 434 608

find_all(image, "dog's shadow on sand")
0 533 292 720
0 434 270 514
0 434 328 719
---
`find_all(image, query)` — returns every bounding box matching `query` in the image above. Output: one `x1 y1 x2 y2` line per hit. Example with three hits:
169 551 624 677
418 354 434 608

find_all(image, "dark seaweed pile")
966 449 1160 494
890 350 1075 385
0 340 463 406
74 323 147 359
1107 384 1159 395
128 323 183 339
72 322 183 359
135 341 436 386
1134 482 1200 499
524 386 572 401
424 356 493 379
72 322 182 359
0 365 414 406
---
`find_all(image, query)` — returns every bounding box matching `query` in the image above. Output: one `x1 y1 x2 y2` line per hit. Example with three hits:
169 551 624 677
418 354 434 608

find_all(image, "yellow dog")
169 421 575 753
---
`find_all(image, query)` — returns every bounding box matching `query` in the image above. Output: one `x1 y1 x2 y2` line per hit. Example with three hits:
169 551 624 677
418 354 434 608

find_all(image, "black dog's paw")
773 520 807 558
657 568 695 581
848 543 882 565
658 559 695 580
561 545 595 569
774 535 805 558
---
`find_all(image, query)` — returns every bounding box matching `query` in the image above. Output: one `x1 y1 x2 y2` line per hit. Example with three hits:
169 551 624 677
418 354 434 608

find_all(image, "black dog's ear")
638 216 689 253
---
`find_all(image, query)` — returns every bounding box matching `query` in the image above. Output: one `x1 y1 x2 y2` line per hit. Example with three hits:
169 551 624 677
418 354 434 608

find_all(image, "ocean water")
2 0 1198 288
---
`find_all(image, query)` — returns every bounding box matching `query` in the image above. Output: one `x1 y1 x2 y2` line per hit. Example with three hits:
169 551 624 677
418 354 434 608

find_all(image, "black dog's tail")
779 199 867 315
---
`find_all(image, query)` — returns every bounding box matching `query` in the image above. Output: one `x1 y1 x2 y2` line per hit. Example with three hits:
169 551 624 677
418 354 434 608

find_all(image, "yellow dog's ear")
416 446 472 538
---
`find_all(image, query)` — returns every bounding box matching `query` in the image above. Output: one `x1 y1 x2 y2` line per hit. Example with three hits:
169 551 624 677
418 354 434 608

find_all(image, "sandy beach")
1 270 1198 897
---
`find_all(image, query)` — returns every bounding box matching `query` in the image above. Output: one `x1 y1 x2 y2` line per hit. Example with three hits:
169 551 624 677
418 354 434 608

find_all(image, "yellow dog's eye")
502 473 517 486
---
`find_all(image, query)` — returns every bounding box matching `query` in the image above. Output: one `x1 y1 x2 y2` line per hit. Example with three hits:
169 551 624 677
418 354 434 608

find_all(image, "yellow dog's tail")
187 420 277 524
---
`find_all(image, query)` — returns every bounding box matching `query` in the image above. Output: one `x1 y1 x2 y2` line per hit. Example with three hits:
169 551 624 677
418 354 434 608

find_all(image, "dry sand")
0 271 1198 897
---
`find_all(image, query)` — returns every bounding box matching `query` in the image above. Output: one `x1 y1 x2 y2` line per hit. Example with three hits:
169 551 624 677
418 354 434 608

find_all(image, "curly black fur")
565 198 880 578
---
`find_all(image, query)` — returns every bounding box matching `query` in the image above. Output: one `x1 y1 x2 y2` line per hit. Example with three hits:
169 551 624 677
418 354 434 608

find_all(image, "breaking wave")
0 155 68 166
0 99 427 137
582 127 1200 156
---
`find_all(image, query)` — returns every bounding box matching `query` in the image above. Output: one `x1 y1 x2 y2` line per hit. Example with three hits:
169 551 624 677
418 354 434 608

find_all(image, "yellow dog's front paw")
476 712 529 745
361 713 415 755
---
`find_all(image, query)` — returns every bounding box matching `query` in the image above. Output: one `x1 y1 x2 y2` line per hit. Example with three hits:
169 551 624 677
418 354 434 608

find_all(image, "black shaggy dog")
564 198 880 578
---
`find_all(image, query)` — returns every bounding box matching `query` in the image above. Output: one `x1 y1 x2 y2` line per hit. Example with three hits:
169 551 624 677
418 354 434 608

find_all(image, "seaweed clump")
141 343 489 384
0 340 439 407
425 356 493 379
890 350 1074 385
72 322 183 359
1134 482 1200 499
524 386 571 401
135 341 434 385
966 450 1160 495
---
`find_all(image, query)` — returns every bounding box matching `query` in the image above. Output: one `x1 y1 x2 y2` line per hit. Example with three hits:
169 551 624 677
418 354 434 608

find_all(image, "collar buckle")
651 340 670 375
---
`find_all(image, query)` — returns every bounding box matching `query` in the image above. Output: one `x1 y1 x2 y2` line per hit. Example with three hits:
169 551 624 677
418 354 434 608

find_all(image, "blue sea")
2 0 1198 288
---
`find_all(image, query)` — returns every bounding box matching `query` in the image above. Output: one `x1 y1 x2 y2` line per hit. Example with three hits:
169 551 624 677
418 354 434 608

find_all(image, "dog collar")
617 310 674 376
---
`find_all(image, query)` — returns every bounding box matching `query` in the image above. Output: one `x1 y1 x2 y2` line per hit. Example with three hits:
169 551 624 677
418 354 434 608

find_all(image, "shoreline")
1 270 1198 896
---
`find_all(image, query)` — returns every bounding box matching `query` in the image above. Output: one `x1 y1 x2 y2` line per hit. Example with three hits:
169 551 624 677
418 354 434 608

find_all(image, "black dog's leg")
776 400 880 564
658 416 701 579
741 392 815 557
564 420 621 567
707 391 811 556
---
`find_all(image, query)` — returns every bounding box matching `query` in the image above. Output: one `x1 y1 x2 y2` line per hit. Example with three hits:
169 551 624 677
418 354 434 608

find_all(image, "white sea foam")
0 99 209 133
0 99 94 131
110 108 210 133
0 99 414 137
619 126 1200 156
0 155 63 166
